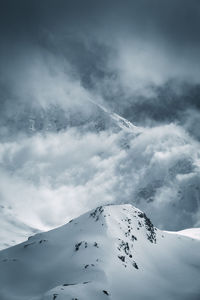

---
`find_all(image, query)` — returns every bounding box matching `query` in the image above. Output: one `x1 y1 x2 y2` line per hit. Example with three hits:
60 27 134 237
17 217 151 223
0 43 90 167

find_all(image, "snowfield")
177 228 200 240
0 204 200 300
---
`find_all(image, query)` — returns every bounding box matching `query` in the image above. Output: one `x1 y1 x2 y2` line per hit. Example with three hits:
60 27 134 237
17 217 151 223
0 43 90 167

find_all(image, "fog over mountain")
0 0 200 250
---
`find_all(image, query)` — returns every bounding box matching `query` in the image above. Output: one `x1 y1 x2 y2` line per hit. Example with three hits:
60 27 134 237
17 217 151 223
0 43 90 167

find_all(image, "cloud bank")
0 123 200 234
0 0 200 247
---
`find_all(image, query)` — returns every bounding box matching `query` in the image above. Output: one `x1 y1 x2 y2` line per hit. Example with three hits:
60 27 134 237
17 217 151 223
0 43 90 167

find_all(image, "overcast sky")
1 0 200 116
0 1 200 246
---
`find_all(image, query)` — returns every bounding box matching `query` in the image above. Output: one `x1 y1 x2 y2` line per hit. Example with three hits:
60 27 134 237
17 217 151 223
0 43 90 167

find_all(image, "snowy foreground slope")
0 205 200 300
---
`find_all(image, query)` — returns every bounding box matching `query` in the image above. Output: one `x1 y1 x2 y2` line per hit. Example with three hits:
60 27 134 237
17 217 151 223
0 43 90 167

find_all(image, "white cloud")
0 129 120 230
0 121 200 238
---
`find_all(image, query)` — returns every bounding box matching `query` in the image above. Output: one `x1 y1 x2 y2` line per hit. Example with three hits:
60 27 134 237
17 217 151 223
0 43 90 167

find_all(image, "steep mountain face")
0 101 141 139
0 204 200 300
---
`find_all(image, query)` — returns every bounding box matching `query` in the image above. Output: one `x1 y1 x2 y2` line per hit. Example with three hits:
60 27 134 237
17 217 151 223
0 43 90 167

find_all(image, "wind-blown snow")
0 204 200 300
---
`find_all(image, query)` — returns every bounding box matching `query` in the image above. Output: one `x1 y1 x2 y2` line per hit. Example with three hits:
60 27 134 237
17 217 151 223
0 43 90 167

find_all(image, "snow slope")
177 228 200 240
0 204 200 300
0 205 40 250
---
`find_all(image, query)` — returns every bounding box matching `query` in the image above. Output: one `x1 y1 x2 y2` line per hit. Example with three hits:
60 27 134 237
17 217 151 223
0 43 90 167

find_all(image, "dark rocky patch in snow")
137 212 157 243
103 290 110 296
90 206 104 221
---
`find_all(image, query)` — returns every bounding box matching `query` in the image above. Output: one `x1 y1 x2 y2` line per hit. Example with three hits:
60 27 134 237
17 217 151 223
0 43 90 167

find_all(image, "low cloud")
0 123 200 233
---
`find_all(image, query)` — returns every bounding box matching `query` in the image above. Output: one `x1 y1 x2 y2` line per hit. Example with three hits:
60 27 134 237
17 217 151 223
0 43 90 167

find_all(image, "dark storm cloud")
1 0 200 129
1 0 200 41
1 0 200 78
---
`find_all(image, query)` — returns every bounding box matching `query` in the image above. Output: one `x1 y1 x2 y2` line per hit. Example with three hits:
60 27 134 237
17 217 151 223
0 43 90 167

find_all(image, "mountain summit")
0 204 200 300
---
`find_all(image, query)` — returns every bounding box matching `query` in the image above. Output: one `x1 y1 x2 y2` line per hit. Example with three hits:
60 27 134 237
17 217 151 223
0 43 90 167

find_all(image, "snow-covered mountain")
0 204 40 250
0 100 141 139
0 204 200 300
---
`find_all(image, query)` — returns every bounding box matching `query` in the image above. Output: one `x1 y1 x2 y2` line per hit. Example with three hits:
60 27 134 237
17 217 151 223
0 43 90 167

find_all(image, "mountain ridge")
0 204 200 300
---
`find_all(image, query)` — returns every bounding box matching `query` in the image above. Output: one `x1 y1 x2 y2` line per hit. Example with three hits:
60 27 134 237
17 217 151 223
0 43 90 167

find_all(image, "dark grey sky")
1 0 200 138
1 0 200 113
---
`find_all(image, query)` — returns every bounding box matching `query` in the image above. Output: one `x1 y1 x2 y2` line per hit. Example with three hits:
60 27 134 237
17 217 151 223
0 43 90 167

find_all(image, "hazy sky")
0 1 200 246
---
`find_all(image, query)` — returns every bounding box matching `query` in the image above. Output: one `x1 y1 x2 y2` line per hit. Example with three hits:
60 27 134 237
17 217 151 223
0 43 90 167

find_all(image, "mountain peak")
87 204 157 244
0 204 200 300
